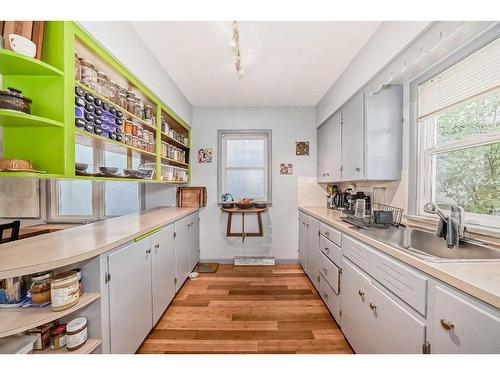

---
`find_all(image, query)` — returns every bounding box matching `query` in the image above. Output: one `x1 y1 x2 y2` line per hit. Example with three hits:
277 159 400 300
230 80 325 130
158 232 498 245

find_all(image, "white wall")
191 107 317 262
315 21 431 126
78 21 193 125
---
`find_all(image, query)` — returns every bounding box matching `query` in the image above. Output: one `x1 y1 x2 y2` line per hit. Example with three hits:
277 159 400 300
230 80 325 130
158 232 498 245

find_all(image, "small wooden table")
221 207 267 242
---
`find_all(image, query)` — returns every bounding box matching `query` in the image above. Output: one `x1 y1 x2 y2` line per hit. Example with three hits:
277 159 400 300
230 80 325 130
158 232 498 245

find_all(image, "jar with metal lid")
51 324 67 350
66 317 88 351
126 90 135 100
117 93 127 109
134 98 145 119
79 59 97 90
126 97 135 114
108 81 119 104
124 134 132 145
31 271 52 305
74 53 81 82
131 136 138 148
144 105 154 123
124 120 133 135
137 127 144 140
96 71 110 98
132 123 138 137
50 271 79 312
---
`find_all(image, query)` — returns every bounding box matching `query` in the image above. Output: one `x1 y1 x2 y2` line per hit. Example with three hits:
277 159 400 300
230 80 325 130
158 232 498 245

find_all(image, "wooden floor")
138 264 353 354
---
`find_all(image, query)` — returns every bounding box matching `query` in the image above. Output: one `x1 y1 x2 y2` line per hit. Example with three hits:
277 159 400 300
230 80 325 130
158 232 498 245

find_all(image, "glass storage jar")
144 105 154 123
109 81 119 104
126 97 135 114
79 59 97 90
96 71 110 98
31 271 53 305
74 53 81 82
134 98 144 119
117 93 127 109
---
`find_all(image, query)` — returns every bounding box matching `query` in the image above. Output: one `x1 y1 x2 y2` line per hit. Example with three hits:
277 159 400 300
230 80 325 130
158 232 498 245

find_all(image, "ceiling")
131 21 381 107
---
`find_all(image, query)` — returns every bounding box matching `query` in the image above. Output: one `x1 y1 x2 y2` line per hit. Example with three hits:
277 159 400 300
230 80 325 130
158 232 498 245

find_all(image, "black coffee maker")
344 191 371 215
332 188 352 210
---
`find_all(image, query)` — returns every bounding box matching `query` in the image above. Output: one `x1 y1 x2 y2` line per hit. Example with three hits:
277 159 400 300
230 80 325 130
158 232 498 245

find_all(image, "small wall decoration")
296 141 309 156
198 148 213 163
280 163 293 175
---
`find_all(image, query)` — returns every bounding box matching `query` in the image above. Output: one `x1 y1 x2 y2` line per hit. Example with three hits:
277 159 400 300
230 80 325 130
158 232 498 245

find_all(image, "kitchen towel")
446 216 460 248
436 217 448 240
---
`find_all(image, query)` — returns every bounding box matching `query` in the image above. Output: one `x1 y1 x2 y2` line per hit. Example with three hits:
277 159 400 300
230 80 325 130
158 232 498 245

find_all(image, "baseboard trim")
200 258 299 265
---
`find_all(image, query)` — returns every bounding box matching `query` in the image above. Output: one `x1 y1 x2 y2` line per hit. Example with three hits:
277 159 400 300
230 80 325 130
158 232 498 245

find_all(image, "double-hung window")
218 130 272 202
416 36 500 227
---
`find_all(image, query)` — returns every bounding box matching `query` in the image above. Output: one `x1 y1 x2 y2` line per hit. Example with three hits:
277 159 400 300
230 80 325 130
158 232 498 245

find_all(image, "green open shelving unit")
0 21 191 184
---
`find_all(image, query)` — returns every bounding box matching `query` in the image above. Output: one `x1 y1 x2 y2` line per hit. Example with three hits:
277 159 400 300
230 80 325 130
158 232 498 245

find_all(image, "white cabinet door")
174 215 191 292
151 225 175 325
306 216 320 290
341 91 364 181
189 213 200 270
108 240 153 353
431 284 500 353
317 111 342 182
340 257 373 353
368 280 426 353
298 212 308 272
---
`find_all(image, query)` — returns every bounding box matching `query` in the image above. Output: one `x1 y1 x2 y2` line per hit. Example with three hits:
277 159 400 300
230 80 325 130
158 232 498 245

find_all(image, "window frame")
217 129 272 204
47 180 144 223
409 26 500 228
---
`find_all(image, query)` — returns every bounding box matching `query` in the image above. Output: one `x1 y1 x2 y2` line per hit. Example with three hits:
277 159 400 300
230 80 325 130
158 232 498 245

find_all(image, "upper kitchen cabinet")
317 85 403 183
317 111 342 183
341 91 364 181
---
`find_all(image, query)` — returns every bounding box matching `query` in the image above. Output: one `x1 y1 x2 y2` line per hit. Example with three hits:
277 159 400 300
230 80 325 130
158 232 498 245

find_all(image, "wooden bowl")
236 202 254 209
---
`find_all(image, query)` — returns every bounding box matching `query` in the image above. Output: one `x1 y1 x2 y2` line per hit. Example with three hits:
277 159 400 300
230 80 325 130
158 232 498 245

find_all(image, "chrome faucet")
423 202 465 238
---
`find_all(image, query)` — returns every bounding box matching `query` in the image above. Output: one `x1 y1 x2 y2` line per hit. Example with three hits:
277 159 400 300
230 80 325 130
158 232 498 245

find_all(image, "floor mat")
194 263 219 273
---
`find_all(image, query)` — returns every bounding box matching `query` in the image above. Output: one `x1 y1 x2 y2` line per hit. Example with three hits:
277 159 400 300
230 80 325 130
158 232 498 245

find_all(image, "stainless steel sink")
355 226 500 262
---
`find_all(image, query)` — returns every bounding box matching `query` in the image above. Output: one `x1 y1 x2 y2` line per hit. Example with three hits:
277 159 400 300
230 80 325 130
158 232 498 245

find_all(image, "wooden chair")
0 220 21 244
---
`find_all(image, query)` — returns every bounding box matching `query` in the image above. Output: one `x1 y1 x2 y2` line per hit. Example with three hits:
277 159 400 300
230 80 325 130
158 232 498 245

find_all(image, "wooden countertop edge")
0 207 199 279
299 206 500 309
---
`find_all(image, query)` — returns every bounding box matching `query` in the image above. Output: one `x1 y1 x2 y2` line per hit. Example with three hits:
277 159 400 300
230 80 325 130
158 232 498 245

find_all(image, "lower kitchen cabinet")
306 216 321 290
319 273 340 322
341 258 425 353
429 283 500 353
151 225 176 325
107 239 153 354
174 212 199 292
298 212 308 272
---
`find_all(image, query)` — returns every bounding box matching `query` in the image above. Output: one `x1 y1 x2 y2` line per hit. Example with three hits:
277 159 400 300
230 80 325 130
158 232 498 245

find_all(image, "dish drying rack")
341 202 405 229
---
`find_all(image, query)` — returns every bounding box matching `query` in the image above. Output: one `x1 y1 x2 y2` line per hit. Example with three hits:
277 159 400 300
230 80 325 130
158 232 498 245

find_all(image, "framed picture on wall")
280 163 293 175
198 148 213 163
295 141 309 156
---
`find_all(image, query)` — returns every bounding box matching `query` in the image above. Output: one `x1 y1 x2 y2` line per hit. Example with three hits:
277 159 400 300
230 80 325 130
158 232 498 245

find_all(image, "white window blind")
418 36 500 119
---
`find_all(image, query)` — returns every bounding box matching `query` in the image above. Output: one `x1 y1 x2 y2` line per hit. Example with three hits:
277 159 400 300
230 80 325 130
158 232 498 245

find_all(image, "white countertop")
299 206 500 309
0 207 199 279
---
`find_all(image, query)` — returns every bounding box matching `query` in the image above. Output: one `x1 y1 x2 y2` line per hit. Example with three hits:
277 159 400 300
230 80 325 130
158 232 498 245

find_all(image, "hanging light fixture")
230 21 244 77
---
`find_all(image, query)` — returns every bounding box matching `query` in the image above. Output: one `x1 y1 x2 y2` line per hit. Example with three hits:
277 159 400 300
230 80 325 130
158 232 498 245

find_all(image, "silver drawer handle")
369 303 377 311
324 247 330 254
323 267 328 275
325 232 329 237
358 290 365 297
146 248 152 254
440 319 455 331
324 293 328 300
356 167 361 172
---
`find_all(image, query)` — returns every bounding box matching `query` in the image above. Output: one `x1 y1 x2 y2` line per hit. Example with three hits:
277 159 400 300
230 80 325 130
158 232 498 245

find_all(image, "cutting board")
176 187 207 207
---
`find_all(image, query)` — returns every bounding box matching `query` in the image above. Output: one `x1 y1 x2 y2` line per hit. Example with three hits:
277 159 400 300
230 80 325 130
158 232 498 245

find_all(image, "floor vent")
234 256 276 266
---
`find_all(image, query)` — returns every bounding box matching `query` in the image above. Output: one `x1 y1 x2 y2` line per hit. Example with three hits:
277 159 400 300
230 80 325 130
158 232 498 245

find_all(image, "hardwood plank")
138 264 352 354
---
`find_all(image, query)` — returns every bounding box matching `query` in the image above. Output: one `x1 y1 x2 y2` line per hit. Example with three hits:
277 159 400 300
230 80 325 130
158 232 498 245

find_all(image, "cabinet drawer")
319 273 340 323
432 284 500 353
319 234 341 267
341 235 376 276
319 223 341 247
374 252 427 316
318 251 340 294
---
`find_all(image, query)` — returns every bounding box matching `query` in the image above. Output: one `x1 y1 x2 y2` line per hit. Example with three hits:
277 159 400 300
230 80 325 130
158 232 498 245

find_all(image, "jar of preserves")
31 271 52 305
124 120 133 135
132 123 138 137
109 81 119 104
50 271 79 312
51 324 67 350
74 53 81 82
96 71 110 98
66 317 88 351
79 59 97 90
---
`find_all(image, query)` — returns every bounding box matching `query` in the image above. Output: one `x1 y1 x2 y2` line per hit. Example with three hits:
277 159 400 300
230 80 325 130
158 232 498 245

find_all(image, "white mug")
9 34 37 58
